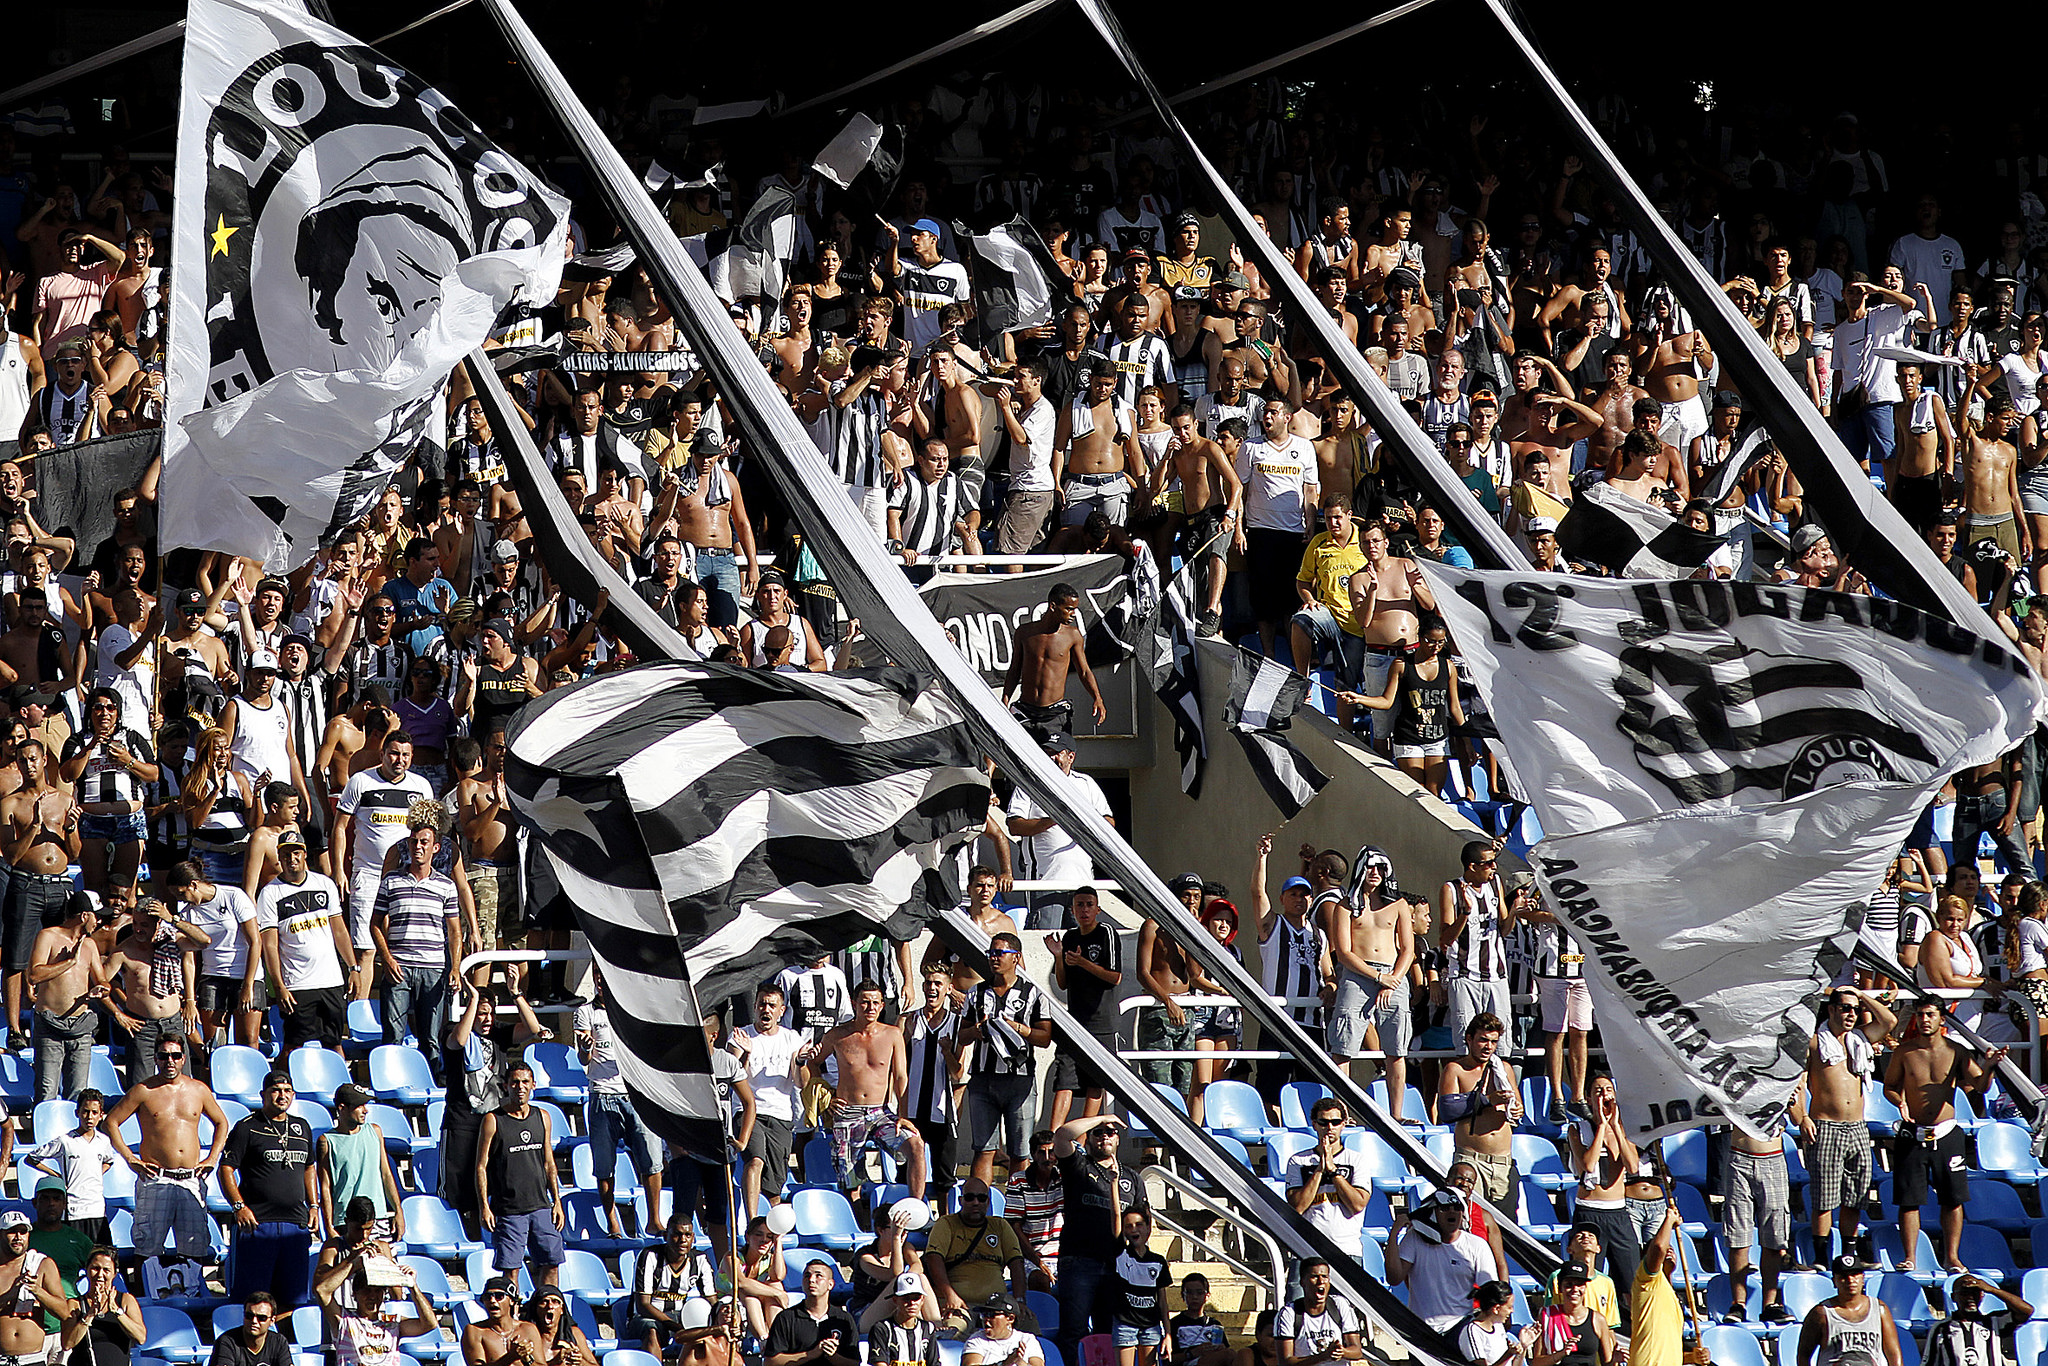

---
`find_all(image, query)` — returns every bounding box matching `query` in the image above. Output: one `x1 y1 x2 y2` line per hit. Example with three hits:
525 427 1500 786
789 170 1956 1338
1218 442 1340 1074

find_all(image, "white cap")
1525 517 1558 536
894 1272 923 1298
245 648 280 672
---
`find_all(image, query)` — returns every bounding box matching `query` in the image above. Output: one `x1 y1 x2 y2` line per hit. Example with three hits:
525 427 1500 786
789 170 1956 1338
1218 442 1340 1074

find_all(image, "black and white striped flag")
954 212 1063 337
1558 481 1726 579
505 661 991 1153
1225 651 1328 818
1140 563 1206 796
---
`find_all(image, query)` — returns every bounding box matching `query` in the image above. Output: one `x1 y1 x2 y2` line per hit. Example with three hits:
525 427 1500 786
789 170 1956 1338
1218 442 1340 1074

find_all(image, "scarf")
150 920 184 1000
677 459 731 508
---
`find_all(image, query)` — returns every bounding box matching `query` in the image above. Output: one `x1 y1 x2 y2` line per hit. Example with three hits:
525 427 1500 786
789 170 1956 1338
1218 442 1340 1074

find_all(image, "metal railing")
1139 1163 1285 1313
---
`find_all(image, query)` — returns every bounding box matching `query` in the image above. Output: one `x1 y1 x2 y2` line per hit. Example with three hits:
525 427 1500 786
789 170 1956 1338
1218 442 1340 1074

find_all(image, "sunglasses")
158 1050 184 1060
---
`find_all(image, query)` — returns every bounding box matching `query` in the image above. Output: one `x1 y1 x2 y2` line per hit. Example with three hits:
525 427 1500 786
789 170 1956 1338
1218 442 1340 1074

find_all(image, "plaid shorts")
134 1170 213 1259
1806 1118 1872 1215
828 1102 907 1189
1723 1148 1791 1250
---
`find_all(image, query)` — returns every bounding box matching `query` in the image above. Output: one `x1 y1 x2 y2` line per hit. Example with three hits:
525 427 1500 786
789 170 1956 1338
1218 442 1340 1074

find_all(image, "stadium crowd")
0 25 2047 1366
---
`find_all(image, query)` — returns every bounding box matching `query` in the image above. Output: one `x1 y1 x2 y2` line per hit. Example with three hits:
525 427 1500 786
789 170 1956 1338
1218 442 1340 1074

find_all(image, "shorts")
1013 700 1073 741
134 1171 212 1259
1051 1030 1117 1095
1289 603 1365 688
967 1072 1033 1159
1178 505 1229 563
1658 393 1709 448
1062 472 1130 527
1447 977 1510 1044
1893 1124 1969 1210
198 974 264 1014
1456 1148 1515 1205
588 1091 661 1185
1113 1325 1164 1349
491 1208 566 1269
744 1114 794 1193
2022 462 2048 518
1968 511 2023 565
1367 977 1412 1059
1538 977 1593 1034
1245 528 1306 625
1723 1148 1791 1251
468 862 516 948
1806 1118 1872 1215
80 810 146 845
1393 740 1449 761
828 1102 909 1189
1892 472 1945 533
348 864 384 951
998 489 1057 555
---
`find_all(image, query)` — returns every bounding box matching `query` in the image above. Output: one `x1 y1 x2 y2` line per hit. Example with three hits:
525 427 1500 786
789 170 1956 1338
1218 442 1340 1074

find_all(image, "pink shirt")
34 260 114 348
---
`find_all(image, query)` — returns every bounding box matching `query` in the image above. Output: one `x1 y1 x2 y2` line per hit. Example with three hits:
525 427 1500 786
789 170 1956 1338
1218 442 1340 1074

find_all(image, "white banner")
162 0 569 569
1428 567 2044 1139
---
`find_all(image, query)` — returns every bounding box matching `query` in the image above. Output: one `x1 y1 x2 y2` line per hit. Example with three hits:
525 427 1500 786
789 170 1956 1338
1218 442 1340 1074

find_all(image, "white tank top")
0 337 28 441
229 693 291 782
747 614 810 668
1820 1301 1884 1366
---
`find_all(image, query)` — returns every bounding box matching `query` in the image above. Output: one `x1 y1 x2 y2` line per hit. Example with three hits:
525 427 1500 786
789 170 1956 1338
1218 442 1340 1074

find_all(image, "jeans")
693 548 744 628
34 1006 96 1101
588 1091 661 1185
228 1219 313 1306
382 965 449 1080
127 1014 187 1087
1954 788 2033 879
1055 1253 1108 1366
1836 400 1897 468
966 1072 1033 1160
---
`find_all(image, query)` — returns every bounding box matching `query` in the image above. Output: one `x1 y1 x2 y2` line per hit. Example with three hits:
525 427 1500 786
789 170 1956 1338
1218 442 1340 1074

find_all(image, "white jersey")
0 337 29 440
229 694 292 782
256 872 347 992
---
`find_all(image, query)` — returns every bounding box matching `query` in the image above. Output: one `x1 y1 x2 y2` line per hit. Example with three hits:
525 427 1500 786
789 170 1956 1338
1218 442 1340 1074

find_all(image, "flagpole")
1478 0 1988 627
776 0 1063 117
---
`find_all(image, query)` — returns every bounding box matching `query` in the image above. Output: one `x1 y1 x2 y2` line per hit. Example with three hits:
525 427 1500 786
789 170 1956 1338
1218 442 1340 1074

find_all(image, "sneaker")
1565 1099 1593 1122
1761 1304 1794 1326
1546 1101 1568 1127
1721 1307 1747 1326
4 1029 23 1051
1195 609 1221 639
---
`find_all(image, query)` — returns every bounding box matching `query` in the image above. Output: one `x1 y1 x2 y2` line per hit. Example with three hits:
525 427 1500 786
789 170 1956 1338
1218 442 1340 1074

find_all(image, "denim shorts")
1113 1324 1163 1349
492 1208 565 1269
81 810 146 845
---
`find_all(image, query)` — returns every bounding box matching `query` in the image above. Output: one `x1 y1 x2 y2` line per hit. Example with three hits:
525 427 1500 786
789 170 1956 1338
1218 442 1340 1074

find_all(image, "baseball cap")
1041 731 1075 754
0 1212 28 1231
33 1177 64 1197
978 1295 1018 1319
1526 516 1558 536
335 1083 372 1109
1173 211 1199 229
1205 897 1239 926
910 218 945 238
481 618 516 643
1829 1254 1872 1278
1790 524 1829 555
2 683 54 710
176 587 206 609
276 828 306 849
1282 876 1312 894
756 568 788 590
244 649 279 673
1218 271 1250 292
490 541 522 563
1556 1263 1591 1287
1169 872 1205 894
1711 390 1744 410
282 632 316 653
893 1272 923 1298
483 1276 518 1297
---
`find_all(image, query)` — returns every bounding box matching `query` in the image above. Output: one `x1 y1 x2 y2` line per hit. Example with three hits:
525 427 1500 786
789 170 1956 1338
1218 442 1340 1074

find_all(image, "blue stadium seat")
1956 1226 2020 1282
413 1148 441 1199
371 1103 422 1154
526 1042 590 1104
1702 1272 1758 1324
402 1195 484 1261
1279 1082 1331 1132
782 1246 848 1294
608 1353 663 1366
1778 1272 1833 1322
1669 1182 1711 1241
2019 1321 2048 1366
1520 1077 1564 1138
210 1045 271 1109
289 1046 351 1108
1976 1124 2046 1185
1966 1180 2032 1234
371 1046 443 1106
465 1249 534 1299
790 1188 862 1251
401 1256 457 1309
1265 1131 1310 1181
1517 1180 1564 1240
563 1190 639 1255
289 1099 334 1142
1700 1326 1768 1366
102 1160 135 1211
1863 1086 1903 1139
139 1308 205 1364
2021 1268 2048 1318
287 1306 324 1348
1039 1340 1065 1366
86 1053 120 1099
401 1322 455 1362
347 999 383 1054
1661 1128 1708 1187
559 1248 626 1306
1365 1080 1434 1127
1512 1134 1573 1191
1200 1080 1273 1146
211 1306 245 1337
1190 1135 1250 1191
567 1298 615 1355
800 1134 835 1185
1346 1130 1414 1194
1026 1291 1059 1334
533 1099 575 1149
1874 1275 1933 1332
1872 1225 1941 1285
0 1053 31 1105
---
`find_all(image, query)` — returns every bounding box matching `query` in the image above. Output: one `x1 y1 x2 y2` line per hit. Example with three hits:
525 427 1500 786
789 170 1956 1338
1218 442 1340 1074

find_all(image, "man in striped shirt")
368 815 460 1083
1522 890 1592 1127
1438 841 1515 1043
960 933 1050 1185
887 440 975 570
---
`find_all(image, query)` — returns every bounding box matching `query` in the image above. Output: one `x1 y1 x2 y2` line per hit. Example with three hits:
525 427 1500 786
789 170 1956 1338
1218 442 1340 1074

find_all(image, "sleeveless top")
86 1306 133 1366
472 658 530 730
485 1105 552 1214
746 614 811 668
189 773 251 855
323 1125 388 1218
229 695 291 782
1393 662 1453 747
1820 1301 1885 1366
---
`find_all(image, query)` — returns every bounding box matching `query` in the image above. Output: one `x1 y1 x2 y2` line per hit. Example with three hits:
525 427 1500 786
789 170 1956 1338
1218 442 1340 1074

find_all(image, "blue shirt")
385 573 454 655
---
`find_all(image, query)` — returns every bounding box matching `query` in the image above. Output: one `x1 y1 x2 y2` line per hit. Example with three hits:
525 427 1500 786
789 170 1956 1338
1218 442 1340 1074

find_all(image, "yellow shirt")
1295 532 1369 635
926 1214 1023 1304
1630 1266 1682 1366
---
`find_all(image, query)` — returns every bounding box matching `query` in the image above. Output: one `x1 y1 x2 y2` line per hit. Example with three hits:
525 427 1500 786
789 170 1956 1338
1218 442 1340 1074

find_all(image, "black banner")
561 350 697 373
845 555 1132 686
0 429 160 564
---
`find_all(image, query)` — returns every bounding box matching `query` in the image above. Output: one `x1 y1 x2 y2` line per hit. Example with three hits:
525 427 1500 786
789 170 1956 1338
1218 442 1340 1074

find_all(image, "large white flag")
162 0 569 568
1429 568 2043 1139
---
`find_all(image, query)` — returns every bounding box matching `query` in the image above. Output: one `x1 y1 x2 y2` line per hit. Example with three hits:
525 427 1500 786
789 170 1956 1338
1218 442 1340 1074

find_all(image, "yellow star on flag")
209 215 240 258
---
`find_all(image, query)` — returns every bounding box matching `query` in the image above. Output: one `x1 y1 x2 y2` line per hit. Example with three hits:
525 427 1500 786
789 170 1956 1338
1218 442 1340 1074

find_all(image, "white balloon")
889 1197 932 1231
680 1299 712 1330
767 1204 799 1236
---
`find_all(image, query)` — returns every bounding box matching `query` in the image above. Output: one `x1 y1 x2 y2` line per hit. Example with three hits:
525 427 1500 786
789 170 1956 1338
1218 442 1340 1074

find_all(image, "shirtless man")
920 866 1017 999
0 599 72 694
1327 852 1415 1112
107 1023 230 1259
459 722 520 960
1631 300 1714 454
813 981 927 1203
101 226 157 340
1439 1011 1520 1207
1538 244 1629 352
162 585 234 682
1884 999 2005 1272
1887 361 1957 535
1313 396 1367 510
1962 389 2029 565
1346 520 1434 748
316 688 394 795
1605 430 1670 506
1053 362 1143 529
1151 404 1243 637
1502 355 1603 469
664 433 759 629
2 740 77 1046
0 1209 71 1366
1217 300 1293 398
1689 393 1750 532
1801 985 1894 1258
26 890 103 1102
240 782 304 903
1585 350 1648 478
463 1273 548 1366
913 345 985 477
1135 913 1197 1092
1568 1073 1644 1317
1001 583 1105 736
1199 276 1252 392
103 897 207 1082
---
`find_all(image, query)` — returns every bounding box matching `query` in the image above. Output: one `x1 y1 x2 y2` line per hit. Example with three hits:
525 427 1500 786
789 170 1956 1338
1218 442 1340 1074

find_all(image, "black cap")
176 587 206 608
978 1295 1018 1319
1168 872 1205 894
283 632 316 653
1829 1254 1872 1278
690 430 724 456
1556 1263 1591 1287
1042 731 1075 754
1 683 54 710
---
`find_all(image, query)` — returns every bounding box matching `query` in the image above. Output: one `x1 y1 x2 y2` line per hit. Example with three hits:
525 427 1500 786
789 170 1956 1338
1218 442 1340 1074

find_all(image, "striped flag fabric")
1558 481 1726 578
1142 564 1206 796
504 661 991 1154
1225 651 1328 818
